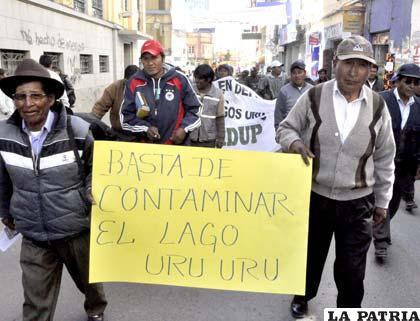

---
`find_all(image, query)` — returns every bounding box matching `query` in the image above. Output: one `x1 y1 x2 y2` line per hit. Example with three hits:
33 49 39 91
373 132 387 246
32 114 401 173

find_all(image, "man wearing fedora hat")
0 59 107 321
277 36 395 316
373 63 420 261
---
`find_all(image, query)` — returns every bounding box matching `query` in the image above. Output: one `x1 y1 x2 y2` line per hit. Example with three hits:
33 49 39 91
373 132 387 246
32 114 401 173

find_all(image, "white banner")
214 76 280 152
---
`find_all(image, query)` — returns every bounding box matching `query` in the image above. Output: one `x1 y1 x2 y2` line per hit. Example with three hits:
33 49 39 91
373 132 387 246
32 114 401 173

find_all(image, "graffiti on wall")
20 29 85 52
67 55 82 84
20 29 87 84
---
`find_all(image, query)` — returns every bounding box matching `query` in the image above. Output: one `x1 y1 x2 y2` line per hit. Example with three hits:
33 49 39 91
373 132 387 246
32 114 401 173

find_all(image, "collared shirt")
48 70 70 108
22 110 55 156
333 81 367 143
367 79 376 89
393 88 415 129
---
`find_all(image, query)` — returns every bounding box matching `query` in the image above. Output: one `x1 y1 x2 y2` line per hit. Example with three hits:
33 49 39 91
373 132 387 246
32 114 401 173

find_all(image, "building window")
0 49 27 76
99 55 109 73
44 52 62 70
188 45 195 55
74 0 85 12
159 0 166 10
80 54 93 74
92 0 103 18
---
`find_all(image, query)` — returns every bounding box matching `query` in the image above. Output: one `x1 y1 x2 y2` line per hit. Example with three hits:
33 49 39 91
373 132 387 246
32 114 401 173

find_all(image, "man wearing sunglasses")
373 63 420 262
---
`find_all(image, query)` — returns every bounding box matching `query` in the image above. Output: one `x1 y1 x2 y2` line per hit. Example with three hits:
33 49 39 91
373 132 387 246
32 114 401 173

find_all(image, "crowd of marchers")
0 35 420 321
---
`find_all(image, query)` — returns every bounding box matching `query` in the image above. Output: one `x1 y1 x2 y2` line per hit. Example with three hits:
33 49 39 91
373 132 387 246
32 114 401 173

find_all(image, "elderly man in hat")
274 60 313 130
277 36 395 316
0 59 107 321
120 39 201 144
373 63 420 261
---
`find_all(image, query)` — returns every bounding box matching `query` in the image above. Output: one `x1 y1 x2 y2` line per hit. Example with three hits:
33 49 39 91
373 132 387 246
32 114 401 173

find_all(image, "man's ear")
47 95 56 107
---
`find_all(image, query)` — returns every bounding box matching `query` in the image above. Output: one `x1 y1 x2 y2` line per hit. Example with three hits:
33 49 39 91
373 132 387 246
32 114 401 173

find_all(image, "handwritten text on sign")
89 141 311 295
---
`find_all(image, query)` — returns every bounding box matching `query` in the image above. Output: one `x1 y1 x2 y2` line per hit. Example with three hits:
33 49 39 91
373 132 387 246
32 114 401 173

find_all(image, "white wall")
0 0 126 112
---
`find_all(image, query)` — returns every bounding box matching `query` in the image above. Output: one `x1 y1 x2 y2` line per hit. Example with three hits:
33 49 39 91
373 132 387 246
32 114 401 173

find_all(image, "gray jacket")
190 84 225 143
274 82 313 130
0 104 93 241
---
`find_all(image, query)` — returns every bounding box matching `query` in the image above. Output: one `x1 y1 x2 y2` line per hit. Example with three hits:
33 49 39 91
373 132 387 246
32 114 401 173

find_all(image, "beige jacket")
91 79 125 131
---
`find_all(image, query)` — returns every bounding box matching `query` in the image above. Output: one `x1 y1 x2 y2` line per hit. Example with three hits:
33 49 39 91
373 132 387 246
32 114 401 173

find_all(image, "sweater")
277 80 396 208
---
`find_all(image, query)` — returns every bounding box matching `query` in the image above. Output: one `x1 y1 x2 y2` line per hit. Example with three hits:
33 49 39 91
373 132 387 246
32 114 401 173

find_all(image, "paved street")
1 182 420 321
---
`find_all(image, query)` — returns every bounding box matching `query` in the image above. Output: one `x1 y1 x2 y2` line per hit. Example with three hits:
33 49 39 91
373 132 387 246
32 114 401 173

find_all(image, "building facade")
0 0 149 112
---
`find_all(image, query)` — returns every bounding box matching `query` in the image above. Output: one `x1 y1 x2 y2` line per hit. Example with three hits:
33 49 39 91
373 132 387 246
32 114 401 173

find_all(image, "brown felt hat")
0 58 64 99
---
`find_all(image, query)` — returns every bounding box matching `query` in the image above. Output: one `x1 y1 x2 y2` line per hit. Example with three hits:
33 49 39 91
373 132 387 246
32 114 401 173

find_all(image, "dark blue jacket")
0 104 93 241
120 66 201 144
380 90 420 167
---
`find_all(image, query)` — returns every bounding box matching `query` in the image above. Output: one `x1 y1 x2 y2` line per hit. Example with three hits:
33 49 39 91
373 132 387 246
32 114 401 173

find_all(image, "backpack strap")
66 116 84 180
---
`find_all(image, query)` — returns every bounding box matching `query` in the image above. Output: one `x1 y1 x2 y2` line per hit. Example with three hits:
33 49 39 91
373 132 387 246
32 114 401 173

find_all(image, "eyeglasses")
12 93 47 102
403 78 420 86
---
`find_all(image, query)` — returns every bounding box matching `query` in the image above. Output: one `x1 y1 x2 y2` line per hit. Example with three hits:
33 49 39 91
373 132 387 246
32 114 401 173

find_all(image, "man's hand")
373 207 387 226
289 140 315 166
171 128 186 145
1 217 15 230
215 140 224 148
147 126 160 142
415 166 420 180
86 188 96 205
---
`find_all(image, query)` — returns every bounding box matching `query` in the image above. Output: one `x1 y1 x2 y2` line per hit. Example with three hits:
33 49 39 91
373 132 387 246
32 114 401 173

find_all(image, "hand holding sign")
90 142 312 295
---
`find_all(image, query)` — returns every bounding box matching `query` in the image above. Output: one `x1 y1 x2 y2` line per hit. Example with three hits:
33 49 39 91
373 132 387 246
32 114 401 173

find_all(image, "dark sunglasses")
402 78 420 86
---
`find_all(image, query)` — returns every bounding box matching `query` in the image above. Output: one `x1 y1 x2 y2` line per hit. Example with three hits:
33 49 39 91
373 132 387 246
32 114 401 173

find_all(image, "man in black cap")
316 68 329 84
373 63 420 261
0 59 107 321
274 60 313 130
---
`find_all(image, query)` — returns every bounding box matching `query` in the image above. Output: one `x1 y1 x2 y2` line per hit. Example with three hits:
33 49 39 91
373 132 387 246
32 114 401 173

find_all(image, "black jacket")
0 103 93 241
366 77 384 92
380 90 420 168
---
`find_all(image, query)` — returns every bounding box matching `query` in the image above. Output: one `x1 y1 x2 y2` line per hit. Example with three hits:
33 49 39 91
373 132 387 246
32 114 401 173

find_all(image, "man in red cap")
120 39 201 144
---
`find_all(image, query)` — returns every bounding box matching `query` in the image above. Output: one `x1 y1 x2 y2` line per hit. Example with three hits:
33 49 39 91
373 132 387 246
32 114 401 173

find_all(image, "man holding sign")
277 36 396 317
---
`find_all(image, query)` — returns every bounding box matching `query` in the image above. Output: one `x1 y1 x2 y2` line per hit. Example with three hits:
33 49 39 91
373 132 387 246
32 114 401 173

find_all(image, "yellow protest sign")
90 141 311 295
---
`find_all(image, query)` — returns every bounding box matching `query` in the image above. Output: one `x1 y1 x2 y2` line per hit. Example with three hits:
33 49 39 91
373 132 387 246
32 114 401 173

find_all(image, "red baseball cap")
141 39 164 57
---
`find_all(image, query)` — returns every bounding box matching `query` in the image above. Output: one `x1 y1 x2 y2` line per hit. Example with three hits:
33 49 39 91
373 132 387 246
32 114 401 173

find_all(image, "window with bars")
92 0 103 18
99 55 109 73
188 46 195 55
0 49 27 76
80 54 93 74
74 0 85 12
